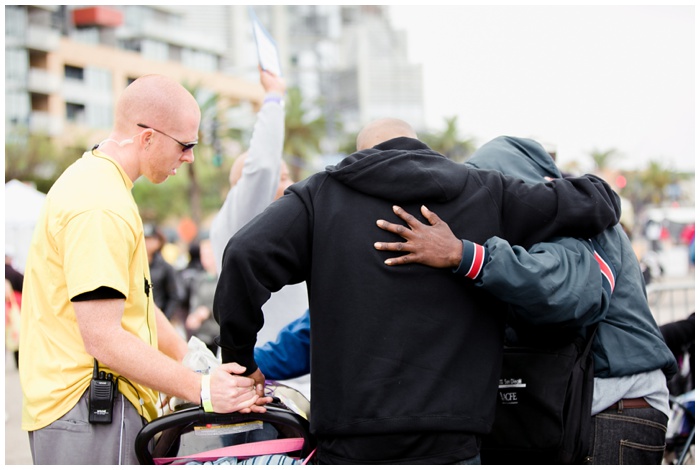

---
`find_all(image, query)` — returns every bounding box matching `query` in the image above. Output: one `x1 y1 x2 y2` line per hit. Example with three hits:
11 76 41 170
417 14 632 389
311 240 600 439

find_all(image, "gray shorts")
29 388 148 465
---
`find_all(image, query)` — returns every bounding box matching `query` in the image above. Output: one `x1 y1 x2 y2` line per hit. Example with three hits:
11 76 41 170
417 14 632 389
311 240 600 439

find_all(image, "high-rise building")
6 5 424 159
180 5 425 154
5 5 263 149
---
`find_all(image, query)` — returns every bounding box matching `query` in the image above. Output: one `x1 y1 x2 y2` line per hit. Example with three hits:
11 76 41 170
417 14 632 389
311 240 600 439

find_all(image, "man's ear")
139 129 153 149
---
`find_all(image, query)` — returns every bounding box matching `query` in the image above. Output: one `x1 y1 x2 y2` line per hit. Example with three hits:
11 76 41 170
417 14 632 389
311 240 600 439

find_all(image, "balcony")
72 6 124 28
25 25 60 52
27 68 61 95
118 19 225 56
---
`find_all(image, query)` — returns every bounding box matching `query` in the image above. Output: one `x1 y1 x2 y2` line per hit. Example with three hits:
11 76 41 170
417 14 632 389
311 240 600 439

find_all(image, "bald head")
115 74 200 135
356 118 418 151
106 74 200 183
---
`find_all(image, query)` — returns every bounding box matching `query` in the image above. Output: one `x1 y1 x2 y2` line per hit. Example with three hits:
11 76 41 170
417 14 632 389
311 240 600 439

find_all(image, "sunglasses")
137 123 198 151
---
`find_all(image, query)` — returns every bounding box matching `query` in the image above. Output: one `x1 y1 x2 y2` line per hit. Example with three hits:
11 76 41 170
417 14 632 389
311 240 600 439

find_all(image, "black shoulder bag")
480 325 598 464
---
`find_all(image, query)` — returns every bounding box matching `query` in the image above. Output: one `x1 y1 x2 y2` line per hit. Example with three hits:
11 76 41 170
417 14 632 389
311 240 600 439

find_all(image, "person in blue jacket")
374 135 677 465
255 308 310 380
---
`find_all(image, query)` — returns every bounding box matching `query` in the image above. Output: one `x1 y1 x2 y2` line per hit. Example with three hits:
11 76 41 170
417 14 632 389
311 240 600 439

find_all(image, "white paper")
250 8 282 77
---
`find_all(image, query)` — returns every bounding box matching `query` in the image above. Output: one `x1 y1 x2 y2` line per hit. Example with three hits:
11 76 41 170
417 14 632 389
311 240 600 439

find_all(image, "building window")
5 6 26 39
6 48 29 82
66 102 86 123
168 44 182 63
64 65 84 81
142 40 168 62
6 90 31 125
120 38 141 53
85 67 111 92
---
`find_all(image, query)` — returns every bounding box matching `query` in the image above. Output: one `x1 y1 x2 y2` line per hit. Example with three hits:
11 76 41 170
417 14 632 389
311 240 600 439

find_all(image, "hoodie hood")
467 136 561 184
325 137 469 203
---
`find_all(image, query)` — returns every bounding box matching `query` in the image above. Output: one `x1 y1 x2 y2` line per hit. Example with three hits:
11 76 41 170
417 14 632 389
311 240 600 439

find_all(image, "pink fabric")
153 437 306 464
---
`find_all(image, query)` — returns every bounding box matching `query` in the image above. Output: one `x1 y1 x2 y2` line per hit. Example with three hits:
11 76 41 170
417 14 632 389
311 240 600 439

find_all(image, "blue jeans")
586 406 668 464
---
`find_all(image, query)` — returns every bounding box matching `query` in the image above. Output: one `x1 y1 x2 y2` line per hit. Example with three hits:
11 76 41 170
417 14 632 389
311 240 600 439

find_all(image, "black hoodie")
214 137 620 464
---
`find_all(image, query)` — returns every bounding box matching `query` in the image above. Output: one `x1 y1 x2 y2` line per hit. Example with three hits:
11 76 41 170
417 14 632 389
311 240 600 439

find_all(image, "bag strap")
302 447 317 464
583 324 598 355
578 324 599 370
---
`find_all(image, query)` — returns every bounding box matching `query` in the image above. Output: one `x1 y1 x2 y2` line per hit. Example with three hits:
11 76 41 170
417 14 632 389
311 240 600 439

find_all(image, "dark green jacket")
463 136 677 379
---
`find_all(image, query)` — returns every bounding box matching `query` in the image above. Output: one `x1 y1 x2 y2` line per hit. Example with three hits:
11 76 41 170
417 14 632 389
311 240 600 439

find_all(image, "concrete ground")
4 351 31 465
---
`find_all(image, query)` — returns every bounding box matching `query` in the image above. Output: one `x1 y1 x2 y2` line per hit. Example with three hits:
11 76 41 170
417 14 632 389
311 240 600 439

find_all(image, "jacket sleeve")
469 236 610 329
495 172 621 248
209 99 285 274
214 191 311 374
254 309 311 380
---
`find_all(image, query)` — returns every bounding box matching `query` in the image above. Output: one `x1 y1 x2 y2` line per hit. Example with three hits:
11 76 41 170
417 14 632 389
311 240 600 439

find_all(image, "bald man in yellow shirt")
20 74 271 465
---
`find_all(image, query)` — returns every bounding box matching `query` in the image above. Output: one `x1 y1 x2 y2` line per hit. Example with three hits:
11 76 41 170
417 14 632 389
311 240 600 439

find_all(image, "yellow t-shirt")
20 150 159 431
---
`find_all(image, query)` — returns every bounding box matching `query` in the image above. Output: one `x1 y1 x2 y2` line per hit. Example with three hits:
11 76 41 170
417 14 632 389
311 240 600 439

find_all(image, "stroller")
135 382 316 465
665 389 695 465
660 314 695 465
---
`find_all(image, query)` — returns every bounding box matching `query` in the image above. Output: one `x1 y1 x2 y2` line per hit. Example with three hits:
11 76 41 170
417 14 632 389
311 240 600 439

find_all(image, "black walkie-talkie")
88 359 115 424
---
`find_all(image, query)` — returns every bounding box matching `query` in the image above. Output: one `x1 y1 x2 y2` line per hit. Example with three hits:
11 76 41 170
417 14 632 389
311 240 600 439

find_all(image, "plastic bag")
164 336 222 414
183 335 221 374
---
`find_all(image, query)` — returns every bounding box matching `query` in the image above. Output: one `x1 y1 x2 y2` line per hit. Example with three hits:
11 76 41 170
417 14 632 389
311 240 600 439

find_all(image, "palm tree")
589 148 620 173
181 83 225 228
284 87 327 181
419 116 476 163
5 128 86 193
640 160 673 206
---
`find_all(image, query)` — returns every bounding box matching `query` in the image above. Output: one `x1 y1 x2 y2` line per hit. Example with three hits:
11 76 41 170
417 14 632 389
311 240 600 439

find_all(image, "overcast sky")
388 5 695 173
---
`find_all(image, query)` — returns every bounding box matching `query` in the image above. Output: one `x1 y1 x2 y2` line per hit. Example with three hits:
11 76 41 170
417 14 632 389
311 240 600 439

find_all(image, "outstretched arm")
374 205 609 327
209 68 287 274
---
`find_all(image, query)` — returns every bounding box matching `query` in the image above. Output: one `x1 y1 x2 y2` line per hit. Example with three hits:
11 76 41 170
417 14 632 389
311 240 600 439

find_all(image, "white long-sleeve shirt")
209 96 310 388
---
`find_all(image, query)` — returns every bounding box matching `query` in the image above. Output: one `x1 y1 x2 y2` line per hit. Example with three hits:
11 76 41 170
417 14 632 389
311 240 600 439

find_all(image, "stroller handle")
135 402 315 464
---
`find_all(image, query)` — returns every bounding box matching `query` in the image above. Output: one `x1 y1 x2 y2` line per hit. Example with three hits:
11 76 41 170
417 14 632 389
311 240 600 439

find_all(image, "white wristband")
200 374 213 412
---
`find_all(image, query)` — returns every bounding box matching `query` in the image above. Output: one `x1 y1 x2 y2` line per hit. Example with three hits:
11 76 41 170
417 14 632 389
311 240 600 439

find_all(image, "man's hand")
260 67 286 96
374 205 463 269
210 363 272 414
248 368 267 396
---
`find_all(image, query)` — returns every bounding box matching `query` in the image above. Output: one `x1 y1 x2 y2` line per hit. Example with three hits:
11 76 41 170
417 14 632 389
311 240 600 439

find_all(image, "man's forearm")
94 323 202 404
98 324 270 413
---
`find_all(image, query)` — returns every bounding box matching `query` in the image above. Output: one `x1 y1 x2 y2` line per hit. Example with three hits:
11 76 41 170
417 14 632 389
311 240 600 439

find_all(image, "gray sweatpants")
29 388 148 465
